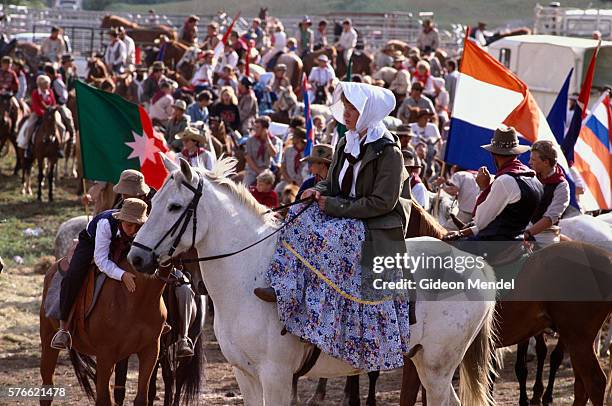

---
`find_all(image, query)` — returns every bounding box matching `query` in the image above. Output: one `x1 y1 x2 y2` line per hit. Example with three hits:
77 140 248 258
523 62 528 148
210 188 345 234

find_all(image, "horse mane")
412 201 447 239
201 157 276 224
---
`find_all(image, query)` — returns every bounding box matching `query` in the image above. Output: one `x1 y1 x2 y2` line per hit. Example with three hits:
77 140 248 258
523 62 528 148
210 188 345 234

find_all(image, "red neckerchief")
539 164 565 185
182 147 205 159
413 70 430 85
472 158 535 215
410 174 422 189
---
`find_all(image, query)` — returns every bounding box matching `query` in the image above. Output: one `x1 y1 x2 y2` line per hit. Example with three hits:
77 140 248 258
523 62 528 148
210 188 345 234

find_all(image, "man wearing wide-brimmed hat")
308 53 336 104
389 54 411 100
445 126 543 241
113 169 152 204
51 198 149 350
175 127 216 170
394 124 414 149
104 27 127 75
297 143 334 199
142 61 168 104
179 14 200 45
297 15 314 57
165 99 190 150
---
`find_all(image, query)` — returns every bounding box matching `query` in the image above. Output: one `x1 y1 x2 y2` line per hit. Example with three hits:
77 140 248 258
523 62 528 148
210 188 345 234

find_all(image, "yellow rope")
281 241 391 306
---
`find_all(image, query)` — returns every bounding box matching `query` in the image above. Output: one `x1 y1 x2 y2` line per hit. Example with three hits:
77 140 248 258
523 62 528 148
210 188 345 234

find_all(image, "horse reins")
131 175 315 266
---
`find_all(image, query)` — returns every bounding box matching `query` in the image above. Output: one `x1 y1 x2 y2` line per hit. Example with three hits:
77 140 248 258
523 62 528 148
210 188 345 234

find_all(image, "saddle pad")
44 266 107 321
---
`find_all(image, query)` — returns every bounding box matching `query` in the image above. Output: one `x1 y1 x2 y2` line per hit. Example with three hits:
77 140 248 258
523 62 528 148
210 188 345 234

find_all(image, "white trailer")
488 34 612 113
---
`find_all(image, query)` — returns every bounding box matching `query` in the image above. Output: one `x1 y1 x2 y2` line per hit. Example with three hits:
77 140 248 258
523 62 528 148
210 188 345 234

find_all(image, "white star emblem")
126 131 161 166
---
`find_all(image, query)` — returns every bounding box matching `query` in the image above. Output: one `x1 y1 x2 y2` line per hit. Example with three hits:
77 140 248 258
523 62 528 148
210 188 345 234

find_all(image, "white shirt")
272 31 287 51
308 65 336 87
449 171 480 213
148 94 174 121
92 218 125 281
470 174 521 235
338 28 357 50
191 63 213 86
122 35 136 65
177 150 216 170
105 39 127 67
411 178 430 210
215 50 238 73
410 122 440 144
473 29 487 47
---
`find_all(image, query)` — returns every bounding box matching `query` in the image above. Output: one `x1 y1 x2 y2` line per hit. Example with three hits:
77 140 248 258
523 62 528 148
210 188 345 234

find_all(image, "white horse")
128 156 498 405
54 215 89 258
558 213 612 248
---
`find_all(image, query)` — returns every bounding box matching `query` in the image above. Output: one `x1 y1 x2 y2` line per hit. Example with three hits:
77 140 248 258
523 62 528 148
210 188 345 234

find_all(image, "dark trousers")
59 229 95 320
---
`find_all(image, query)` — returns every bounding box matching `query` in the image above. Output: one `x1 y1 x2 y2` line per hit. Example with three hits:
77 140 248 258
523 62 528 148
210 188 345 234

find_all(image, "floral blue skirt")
266 204 411 371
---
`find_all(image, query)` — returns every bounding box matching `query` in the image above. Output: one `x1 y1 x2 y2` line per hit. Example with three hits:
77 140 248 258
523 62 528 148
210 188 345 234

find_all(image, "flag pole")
433 160 447 219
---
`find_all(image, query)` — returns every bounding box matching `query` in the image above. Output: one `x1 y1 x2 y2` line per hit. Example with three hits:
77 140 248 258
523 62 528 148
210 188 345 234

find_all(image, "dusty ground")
0 152 604 406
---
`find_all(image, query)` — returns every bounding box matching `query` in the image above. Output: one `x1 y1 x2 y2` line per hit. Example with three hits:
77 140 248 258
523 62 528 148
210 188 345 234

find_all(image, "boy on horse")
51 198 149 350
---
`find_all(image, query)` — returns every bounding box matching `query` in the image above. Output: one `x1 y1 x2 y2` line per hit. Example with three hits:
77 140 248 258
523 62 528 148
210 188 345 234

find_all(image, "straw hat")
176 127 207 145
301 144 333 164
112 198 148 225
481 126 530 156
113 169 150 196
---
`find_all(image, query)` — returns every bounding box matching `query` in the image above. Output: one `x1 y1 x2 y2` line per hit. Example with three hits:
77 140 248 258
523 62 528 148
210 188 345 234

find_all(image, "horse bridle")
131 173 314 266
132 176 204 261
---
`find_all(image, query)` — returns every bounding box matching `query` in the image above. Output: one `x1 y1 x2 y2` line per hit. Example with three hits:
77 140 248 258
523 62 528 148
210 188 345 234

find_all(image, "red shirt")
31 88 56 117
250 186 279 209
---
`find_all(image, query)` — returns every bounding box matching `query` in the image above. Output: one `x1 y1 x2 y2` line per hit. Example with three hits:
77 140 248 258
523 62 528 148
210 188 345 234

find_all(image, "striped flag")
213 11 241 69
572 91 612 211
445 38 570 174
302 73 315 156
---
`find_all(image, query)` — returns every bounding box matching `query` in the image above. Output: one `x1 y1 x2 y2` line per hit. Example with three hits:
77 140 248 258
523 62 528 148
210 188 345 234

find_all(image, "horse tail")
68 349 96 401
180 296 207 405
459 301 498 406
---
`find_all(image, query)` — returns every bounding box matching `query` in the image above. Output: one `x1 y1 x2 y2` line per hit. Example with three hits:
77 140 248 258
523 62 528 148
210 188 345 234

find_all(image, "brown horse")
101 15 176 46
302 46 337 76
336 50 373 79
86 57 112 87
271 53 303 94
40 257 171 406
0 94 24 175
155 40 189 71
64 92 80 179
114 73 140 103
399 209 612 406
27 108 62 201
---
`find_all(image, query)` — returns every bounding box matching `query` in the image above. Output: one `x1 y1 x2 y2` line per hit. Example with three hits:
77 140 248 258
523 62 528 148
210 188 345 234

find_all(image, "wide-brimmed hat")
301 144 333 164
240 76 254 88
481 126 530 155
417 108 434 118
394 124 414 138
112 198 148 225
317 54 329 62
113 169 150 196
176 127 207 145
402 150 421 168
393 54 407 63
187 14 200 22
292 127 307 142
302 15 312 24
172 99 187 110
151 61 166 71
61 54 74 63
275 63 287 71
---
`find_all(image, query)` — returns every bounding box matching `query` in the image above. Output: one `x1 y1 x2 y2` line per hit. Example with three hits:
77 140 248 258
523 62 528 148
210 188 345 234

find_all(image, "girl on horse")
16 75 57 157
50 199 149 350
175 127 217 171
254 82 413 371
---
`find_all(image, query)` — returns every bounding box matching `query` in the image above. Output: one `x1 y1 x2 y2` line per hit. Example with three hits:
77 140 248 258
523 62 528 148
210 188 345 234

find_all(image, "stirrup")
50 329 72 350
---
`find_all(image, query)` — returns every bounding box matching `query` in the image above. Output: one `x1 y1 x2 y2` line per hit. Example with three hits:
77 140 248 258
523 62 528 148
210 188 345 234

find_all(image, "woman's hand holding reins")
302 188 326 211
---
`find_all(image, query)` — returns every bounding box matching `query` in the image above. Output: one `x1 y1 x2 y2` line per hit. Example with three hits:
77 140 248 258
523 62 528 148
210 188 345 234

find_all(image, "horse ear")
179 157 193 182
159 152 178 173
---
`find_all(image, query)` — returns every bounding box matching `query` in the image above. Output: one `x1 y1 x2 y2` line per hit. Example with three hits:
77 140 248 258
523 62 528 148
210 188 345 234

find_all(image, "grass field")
108 0 610 27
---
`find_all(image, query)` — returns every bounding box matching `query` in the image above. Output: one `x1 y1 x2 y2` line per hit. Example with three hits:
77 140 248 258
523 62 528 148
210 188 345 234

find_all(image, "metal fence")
0 7 463 56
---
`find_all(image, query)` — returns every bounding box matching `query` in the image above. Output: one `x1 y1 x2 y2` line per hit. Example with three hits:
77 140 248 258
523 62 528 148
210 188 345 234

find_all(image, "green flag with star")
75 80 169 190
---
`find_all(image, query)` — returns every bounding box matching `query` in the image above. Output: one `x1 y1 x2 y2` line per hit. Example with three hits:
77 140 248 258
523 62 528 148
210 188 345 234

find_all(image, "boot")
176 336 194 358
50 329 72 350
254 287 277 303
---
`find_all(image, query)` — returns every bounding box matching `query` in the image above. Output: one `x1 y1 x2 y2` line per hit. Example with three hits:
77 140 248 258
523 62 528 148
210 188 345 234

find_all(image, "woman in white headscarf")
255 82 412 372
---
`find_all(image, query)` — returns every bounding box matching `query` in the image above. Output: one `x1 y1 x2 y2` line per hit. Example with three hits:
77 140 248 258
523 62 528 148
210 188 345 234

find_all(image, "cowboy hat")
481 126 530 155
151 61 166 71
113 169 151 196
275 63 287 71
301 144 333 164
176 127 207 145
394 124 414 138
317 54 329 62
112 198 148 225
393 54 407 63
402 150 421 168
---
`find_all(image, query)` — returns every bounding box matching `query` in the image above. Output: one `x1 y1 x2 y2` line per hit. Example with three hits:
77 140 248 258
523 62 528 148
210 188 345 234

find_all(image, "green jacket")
314 133 411 243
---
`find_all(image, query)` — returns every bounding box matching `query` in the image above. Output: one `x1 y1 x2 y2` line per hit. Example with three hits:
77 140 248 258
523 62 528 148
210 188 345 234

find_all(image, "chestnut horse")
26 108 62 201
336 50 373 79
399 209 612 406
101 15 176 46
0 94 25 175
270 53 303 94
40 257 171 406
